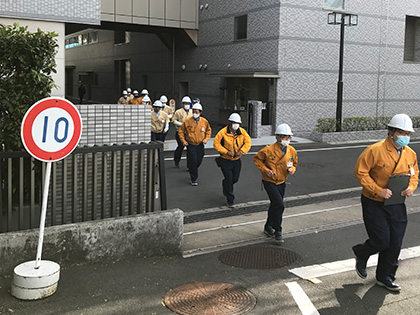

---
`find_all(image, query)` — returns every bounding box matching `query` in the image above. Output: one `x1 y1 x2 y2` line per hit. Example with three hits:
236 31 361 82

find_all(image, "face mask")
153 107 160 113
231 123 240 131
124 96 127 99
184 105 190 110
395 136 410 147
193 113 200 119
280 139 290 147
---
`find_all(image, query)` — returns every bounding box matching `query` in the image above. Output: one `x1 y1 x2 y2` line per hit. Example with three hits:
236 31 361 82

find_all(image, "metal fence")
0 142 167 233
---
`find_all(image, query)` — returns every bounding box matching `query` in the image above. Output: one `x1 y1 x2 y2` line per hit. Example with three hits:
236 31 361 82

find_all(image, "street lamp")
327 11 358 132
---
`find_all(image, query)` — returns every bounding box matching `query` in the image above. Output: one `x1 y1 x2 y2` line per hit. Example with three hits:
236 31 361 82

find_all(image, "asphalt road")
164 141 420 212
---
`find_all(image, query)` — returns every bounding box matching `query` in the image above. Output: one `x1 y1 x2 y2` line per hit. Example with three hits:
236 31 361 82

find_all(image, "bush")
0 22 58 151
316 116 420 133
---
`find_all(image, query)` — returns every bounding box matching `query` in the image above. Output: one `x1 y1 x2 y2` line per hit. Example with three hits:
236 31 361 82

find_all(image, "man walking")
172 96 193 167
178 103 211 186
214 113 251 207
352 113 418 291
253 124 298 243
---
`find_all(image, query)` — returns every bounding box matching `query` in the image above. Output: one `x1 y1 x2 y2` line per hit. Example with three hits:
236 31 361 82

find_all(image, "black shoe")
264 226 275 237
226 201 234 208
376 278 401 292
274 232 284 243
352 245 367 279
175 163 180 168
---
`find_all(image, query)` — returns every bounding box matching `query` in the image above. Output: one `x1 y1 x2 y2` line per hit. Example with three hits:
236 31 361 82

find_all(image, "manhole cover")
219 246 301 269
164 282 256 315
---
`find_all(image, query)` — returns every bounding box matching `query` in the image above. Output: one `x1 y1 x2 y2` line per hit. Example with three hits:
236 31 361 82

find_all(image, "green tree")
0 22 58 151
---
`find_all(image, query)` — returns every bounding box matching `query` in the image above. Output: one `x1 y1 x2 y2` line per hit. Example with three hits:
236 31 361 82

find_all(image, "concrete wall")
0 209 183 275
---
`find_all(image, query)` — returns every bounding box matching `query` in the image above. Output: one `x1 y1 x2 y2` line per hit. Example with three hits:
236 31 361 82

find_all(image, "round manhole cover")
219 246 301 269
164 282 256 315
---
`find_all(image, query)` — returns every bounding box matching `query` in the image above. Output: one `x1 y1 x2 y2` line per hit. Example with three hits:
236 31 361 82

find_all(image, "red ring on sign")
21 98 82 162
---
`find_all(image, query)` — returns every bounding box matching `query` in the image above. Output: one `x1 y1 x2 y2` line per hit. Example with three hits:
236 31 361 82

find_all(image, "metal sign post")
12 97 82 300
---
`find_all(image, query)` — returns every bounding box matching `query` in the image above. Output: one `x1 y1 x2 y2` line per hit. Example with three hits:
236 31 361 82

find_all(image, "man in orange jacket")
178 103 211 186
253 123 298 243
352 113 418 292
214 113 251 207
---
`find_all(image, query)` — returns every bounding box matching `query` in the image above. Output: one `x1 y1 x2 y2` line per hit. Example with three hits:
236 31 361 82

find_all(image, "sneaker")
275 233 284 243
174 163 180 168
264 226 275 237
352 245 367 279
226 201 234 208
191 181 198 186
376 278 401 292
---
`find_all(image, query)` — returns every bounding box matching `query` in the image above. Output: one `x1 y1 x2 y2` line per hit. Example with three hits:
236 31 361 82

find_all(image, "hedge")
316 116 420 133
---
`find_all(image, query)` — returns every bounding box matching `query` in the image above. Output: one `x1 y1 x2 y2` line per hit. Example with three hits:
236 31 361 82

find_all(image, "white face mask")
281 139 290 147
184 105 190 110
193 113 200 119
231 123 240 130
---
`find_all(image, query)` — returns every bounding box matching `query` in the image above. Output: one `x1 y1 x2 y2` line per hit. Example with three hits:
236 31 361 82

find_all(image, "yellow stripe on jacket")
355 136 419 202
213 126 251 160
253 142 298 185
178 116 211 145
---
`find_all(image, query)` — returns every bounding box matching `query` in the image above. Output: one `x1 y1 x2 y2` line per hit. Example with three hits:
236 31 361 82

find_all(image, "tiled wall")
76 104 151 146
0 0 100 25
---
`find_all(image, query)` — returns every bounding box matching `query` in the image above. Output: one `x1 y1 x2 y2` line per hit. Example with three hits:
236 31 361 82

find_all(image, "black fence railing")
0 142 167 233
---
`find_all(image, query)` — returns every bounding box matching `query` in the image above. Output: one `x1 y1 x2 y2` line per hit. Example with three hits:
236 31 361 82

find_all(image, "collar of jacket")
225 125 242 136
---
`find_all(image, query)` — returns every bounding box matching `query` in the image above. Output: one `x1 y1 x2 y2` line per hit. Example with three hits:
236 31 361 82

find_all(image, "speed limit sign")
21 97 82 162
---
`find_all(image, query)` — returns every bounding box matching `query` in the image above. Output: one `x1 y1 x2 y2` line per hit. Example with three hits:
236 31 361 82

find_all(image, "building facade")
65 0 420 136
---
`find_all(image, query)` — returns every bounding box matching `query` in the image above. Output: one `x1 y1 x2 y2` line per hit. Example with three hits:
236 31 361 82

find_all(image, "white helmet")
141 89 149 95
228 113 242 124
123 90 128 95
153 100 163 107
275 123 293 136
182 96 191 103
133 90 139 94
160 95 168 103
388 114 415 132
192 103 203 111
127 88 132 93
142 95 151 103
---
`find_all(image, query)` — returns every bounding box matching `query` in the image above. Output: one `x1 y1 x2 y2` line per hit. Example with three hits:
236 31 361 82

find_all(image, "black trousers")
186 143 205 182
151 132 163 141
262 180 286 234
353 195 407 281
174 131 185 165
220 158 242 204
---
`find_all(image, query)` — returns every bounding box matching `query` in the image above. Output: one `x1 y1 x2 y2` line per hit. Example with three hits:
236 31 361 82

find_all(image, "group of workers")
119 88 418 293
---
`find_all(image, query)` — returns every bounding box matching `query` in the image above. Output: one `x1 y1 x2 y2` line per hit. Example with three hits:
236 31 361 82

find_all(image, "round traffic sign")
21 97 82 162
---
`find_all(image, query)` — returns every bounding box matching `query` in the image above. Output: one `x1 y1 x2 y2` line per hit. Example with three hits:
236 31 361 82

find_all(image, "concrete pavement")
2 194 420 314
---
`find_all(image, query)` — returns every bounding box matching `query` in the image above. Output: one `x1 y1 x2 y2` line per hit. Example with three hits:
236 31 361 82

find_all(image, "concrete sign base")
11 260 60 300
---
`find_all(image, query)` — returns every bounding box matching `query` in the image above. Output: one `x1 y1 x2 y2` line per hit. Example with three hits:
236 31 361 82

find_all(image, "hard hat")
142 95 151 102
123 90 128 95
127 88 132 93
228 113 242 124
182 96 191 103
192 97 200 104
192 103 203 111
388 114 415 132
133 90 139 94
275 123 293 136
141 89 149 95
153 100 163 107
160 95 168 103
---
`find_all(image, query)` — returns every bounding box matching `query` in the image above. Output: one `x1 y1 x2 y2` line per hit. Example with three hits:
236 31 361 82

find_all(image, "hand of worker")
203 139 208 144
401 187 413 197
227 151 235 157
287 168 294 175
380 188 392 199
183 141 188 146
235 151 243 158
266 170 275 177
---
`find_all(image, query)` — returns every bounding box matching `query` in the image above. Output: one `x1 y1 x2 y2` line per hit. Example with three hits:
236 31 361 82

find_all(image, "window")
234 15 248 41
404 15 420 62
65 30 98 49
114 31 131 45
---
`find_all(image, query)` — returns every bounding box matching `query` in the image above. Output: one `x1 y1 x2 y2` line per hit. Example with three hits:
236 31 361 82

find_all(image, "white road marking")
289 245 420 280
183 204 359 235
286 281 320 315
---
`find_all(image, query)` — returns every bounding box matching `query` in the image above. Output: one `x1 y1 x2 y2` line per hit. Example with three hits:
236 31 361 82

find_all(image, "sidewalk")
2 196 420 314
